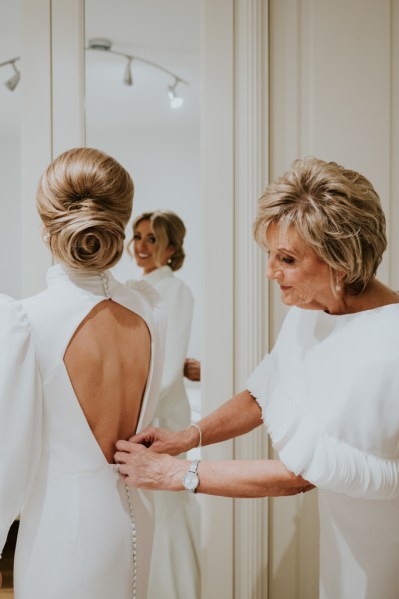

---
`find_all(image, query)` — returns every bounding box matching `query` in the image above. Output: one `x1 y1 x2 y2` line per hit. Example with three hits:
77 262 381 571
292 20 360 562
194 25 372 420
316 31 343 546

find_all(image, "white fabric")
0 264 165 599
247 305 399 599
127 265 200 599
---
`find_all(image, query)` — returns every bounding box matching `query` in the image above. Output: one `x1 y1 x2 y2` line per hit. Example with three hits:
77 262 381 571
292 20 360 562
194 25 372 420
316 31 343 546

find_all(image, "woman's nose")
266 258 282 281
136 238 146 252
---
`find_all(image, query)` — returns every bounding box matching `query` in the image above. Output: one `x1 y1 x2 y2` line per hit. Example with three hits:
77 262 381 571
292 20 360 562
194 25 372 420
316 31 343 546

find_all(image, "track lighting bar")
1 40 188 107
87 38 188 108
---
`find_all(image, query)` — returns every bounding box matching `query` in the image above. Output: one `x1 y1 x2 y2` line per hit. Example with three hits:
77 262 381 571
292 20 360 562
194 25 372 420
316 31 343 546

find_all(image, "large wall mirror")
85 1 203 595
85 0 202 374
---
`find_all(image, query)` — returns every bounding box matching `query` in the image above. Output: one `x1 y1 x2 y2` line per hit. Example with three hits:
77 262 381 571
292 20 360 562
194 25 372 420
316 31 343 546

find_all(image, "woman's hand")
184 358 201 381
129 425 198 456
115 440 316 498
115 440 185 491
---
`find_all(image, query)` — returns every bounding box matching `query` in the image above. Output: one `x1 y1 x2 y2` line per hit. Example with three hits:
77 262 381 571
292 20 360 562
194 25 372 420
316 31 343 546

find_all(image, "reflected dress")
0 264 165 599
247 306 399 599
127 264 201 599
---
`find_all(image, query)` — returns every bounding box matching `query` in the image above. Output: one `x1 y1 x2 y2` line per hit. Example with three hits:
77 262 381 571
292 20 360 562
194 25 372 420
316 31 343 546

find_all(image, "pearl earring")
43 232 50 243
335 283 342 292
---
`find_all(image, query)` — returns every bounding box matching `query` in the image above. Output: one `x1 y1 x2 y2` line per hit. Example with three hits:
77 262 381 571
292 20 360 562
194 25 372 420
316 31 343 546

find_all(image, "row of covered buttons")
99 273 111 299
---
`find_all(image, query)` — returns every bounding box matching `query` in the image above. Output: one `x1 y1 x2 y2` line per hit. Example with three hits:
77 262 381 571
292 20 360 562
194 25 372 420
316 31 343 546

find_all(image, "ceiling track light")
1 40 189 106
87 38 188 107
0 57 21 91
123 57 133 86
167 79 184 109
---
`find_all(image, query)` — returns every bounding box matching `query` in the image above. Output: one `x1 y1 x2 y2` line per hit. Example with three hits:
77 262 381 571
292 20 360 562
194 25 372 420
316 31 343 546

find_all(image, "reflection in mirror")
85 1 202 597
0 0 22 298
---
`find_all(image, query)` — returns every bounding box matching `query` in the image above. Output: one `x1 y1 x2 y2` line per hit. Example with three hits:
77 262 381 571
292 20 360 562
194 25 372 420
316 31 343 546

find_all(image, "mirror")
85 0 201 370
85 1 202 596
0 0 22 298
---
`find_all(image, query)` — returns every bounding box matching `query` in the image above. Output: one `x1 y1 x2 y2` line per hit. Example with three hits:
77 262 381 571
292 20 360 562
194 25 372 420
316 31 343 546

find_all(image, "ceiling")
0 0 200 136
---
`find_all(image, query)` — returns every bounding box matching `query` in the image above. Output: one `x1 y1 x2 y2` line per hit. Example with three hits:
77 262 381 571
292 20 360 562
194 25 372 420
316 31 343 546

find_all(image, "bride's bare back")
64 299 151 463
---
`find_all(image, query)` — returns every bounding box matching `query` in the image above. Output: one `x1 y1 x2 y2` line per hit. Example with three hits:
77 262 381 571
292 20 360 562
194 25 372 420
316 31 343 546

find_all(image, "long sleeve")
157 279 193 397
0 296 42 556
247 306 399 500
248 355 399 499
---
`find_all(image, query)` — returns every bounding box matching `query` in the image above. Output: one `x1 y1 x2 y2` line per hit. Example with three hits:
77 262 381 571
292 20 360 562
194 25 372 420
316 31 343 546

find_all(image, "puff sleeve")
0 296 42 556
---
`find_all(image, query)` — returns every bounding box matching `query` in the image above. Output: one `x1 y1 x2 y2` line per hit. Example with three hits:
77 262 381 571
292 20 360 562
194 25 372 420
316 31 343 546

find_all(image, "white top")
247 305 399 598
0 264 166 599
127 265 194 429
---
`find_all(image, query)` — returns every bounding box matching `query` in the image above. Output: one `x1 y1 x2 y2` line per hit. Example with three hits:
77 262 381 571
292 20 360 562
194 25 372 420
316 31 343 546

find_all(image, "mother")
116 157 399 599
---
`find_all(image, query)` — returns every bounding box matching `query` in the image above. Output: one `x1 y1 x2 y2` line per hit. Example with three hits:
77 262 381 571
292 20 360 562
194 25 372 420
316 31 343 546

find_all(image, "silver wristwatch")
183 459 200 493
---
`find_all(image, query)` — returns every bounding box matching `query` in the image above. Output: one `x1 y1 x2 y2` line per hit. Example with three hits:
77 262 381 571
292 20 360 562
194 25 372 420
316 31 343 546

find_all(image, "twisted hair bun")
37 147 134 271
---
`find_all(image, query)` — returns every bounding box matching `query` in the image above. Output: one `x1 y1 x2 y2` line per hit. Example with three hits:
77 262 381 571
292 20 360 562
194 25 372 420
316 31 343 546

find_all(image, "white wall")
0 0 22 298
0 136 22 298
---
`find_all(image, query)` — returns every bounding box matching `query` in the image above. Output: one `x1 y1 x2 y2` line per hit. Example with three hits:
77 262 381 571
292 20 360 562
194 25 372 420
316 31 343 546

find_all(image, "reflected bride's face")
133 219 173 275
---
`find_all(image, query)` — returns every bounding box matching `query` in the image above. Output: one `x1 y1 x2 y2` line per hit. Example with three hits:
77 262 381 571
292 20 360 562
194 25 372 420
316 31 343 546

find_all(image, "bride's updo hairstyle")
37 147 134 271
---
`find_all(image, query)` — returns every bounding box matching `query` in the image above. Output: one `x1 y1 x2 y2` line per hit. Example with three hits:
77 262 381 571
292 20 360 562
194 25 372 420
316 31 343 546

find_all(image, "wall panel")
269 1 395 597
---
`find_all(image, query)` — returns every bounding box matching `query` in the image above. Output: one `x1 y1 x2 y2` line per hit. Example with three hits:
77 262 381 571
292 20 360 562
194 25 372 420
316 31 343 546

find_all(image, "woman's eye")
281 256 294 264
133 234 141 241
148 236 156 244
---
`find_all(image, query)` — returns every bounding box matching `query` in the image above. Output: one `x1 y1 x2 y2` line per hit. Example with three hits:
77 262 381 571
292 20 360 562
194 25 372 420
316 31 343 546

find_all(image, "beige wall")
268 1 398 597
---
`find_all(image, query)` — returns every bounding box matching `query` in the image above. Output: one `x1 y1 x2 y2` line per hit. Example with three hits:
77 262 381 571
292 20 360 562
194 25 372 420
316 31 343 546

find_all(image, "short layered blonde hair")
128 210 186 272
37 147 134 271
253 157 387 294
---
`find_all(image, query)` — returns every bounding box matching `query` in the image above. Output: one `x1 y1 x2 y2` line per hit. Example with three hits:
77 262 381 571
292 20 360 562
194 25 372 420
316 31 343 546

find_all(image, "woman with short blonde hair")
118 157 399 599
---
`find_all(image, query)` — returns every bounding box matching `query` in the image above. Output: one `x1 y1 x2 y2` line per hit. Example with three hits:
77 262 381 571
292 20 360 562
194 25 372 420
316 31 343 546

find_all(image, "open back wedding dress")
0 264 165 599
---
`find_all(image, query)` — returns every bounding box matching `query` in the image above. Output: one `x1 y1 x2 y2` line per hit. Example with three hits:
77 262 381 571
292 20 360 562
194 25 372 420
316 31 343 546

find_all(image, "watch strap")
188 459 200 474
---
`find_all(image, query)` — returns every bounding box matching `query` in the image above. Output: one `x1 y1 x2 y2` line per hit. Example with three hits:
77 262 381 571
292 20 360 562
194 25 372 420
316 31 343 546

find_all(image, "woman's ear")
166 245 175 259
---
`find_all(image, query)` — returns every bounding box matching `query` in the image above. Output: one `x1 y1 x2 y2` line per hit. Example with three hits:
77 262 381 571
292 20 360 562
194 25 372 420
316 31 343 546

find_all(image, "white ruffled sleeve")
0 296 42 556
247 354 399 500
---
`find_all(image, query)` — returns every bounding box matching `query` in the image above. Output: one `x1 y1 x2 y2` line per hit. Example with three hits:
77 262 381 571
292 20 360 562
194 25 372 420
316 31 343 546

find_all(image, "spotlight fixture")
123 57 133 86
167 80 184 109
0 57 21 91
87 38 188 108
1 40 189 106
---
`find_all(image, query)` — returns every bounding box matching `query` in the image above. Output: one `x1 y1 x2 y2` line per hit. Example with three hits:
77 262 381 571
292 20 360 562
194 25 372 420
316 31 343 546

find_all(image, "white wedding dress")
127 265 201 599
247 305 399 599
0 264 165 599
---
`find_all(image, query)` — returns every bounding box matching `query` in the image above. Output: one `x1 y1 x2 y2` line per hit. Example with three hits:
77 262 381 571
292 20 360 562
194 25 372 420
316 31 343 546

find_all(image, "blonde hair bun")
37 148 134 271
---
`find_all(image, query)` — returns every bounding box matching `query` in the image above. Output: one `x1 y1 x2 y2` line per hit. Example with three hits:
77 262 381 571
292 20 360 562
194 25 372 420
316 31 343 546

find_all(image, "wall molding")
233 0 270 597
201 1 234 597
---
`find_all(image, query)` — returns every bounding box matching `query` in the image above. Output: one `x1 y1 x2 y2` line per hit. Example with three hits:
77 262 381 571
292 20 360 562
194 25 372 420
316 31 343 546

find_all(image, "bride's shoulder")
125 278 162 310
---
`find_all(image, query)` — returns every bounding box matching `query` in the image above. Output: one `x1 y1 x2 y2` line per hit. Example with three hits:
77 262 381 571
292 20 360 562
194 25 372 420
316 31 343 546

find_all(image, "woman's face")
265 222 335 311
133 219 174 275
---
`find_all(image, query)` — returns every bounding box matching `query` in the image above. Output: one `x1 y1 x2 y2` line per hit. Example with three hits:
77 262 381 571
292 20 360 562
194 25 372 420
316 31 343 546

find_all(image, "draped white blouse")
247 305 399 598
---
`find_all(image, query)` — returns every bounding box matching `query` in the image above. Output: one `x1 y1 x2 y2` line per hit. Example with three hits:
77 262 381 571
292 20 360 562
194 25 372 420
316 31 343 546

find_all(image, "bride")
0 148 165 599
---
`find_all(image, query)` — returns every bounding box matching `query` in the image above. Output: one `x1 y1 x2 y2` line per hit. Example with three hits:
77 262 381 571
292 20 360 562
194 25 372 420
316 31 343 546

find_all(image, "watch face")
183 472 199 492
